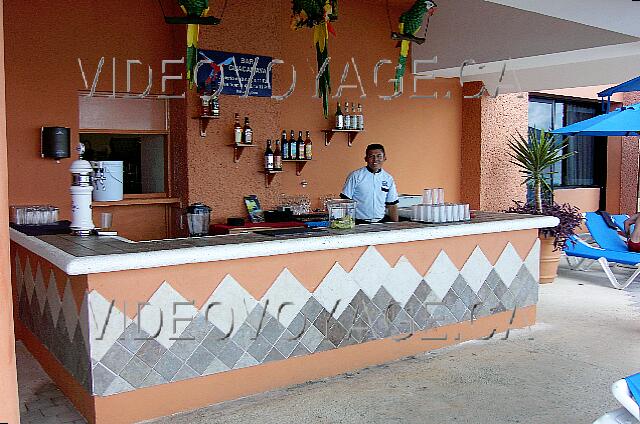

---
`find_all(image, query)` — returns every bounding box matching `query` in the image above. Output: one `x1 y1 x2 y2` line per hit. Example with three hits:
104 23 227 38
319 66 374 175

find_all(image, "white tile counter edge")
10 215 559 276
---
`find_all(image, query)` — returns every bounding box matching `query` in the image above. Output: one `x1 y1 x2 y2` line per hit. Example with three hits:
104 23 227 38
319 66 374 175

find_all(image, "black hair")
366 143 385 155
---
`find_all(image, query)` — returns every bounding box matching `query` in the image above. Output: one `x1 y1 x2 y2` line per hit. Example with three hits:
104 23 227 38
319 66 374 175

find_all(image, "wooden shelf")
92 197 182 207
260 170 283 188
229 143 257 163
321 129 363 147
282 159 311 176
193 115 220 137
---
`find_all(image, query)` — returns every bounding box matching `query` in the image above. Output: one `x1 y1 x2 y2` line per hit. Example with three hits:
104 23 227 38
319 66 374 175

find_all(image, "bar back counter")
10 212 557 423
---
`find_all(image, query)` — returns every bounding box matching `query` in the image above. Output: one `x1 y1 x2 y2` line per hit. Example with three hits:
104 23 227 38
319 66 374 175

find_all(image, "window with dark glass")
80 133 166 195
528 96 607 207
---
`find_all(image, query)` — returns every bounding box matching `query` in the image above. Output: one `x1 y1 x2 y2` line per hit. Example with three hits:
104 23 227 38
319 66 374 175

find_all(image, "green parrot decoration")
179 0 210 88
291 0 338 118
393 0 437 92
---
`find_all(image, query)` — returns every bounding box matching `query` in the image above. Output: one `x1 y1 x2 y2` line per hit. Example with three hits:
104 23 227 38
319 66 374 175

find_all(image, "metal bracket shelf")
229 143 256 163
260 170 284 188
194 115 219 137
282 159 311 176
321 129 363 147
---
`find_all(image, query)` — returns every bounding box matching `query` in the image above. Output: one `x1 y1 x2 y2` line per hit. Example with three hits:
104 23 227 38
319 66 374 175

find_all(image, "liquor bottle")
335 102 344 129
264 140 274 171
274 139 283 171
357 103 364 130
304 131 313 160
242 117 253 144
281 130 289 160
211 96 220 118
344 102 351 130
234 113 242 144
201 95 211 117
351 103 357 129
289 130 297 160
297 131 305 160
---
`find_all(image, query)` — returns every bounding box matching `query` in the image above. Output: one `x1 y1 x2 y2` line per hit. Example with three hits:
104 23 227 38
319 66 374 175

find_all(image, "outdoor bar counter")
10 212 557 423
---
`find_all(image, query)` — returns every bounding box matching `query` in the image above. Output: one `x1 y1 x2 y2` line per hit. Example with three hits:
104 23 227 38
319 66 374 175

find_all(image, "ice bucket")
186 203 211 237
326 199 356 229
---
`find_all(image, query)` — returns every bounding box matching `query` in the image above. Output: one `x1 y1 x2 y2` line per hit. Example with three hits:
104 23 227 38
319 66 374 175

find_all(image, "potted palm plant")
506 128 582 283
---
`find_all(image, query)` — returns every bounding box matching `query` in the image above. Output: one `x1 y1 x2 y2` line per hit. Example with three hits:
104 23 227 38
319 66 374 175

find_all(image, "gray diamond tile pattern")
100 342 133 375
119 356 152 388
136 339 167 368
217 340 245 369
186 345 215 375
153 350 183 382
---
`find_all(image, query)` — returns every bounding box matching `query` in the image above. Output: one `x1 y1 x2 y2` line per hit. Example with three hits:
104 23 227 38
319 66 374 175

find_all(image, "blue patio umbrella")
552 103 640 137
598 75 640 112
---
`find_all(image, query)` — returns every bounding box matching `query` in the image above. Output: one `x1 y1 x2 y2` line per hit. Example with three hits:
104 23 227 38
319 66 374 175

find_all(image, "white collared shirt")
341 167 399 221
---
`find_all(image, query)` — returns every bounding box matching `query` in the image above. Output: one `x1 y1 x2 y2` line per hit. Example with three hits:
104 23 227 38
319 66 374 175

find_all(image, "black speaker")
41 126 70 160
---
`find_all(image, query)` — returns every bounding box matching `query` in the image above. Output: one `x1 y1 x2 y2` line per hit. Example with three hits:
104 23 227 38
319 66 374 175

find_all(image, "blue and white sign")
196 50 273 97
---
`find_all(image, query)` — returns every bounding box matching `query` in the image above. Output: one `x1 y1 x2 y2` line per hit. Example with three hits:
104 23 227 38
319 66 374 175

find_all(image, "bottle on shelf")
289 130 297 160
335 101 344 130
274 139 282 171
233 113 242 144
264 139 274 172
281 130 289 160
351 103 357 129
211 96 220 118
344 101 351 130
201 95 211 117
297 131 305 160
304 131 313 160
242 117 253 144
357 103 364 130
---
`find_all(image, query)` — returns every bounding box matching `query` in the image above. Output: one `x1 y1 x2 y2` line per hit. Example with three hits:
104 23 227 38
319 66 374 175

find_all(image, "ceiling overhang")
411 0 640 92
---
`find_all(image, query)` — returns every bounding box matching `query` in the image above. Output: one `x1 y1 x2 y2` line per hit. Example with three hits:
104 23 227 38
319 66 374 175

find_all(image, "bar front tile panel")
14 240 540 397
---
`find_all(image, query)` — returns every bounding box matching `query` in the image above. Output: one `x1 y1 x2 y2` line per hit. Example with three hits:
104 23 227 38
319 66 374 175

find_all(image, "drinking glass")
100 212 113 230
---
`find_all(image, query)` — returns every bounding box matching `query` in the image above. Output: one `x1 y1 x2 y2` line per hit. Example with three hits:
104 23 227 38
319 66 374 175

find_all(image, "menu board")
195 50 273 98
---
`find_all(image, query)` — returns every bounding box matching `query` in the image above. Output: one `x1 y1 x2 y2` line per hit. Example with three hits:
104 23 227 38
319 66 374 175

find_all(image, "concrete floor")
145 261 640 424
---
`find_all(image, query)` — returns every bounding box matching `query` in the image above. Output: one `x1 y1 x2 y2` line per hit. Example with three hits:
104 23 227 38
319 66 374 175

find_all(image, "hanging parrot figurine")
393 0 437 92
179 0 210 88
291 0 338 118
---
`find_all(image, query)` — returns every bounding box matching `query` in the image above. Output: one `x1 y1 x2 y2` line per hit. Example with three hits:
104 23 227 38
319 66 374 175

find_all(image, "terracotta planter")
539 234 561 284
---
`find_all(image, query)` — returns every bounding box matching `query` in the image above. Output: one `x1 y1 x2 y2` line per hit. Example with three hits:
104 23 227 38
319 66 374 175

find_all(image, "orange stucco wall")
461 82 528 211
186 0 463 221
3 1 465 226
3 1 180 220
0 1 20 421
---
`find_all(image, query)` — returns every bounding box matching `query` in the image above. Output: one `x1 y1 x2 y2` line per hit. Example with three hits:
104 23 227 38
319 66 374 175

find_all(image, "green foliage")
507 128 575 212
291 0 338 28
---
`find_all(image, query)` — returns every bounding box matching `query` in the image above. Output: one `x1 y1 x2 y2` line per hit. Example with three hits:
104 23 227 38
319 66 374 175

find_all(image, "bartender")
340 143 399 223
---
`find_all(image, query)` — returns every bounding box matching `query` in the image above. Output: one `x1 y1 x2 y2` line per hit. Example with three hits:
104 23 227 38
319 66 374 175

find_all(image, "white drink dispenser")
69 144 95 236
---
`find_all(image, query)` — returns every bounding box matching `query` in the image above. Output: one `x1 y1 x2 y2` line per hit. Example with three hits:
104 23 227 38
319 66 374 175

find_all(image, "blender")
186 203 212 237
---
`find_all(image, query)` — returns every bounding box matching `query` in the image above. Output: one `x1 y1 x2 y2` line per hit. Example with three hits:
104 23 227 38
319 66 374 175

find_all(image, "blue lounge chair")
565 236 640 289
593 374 640 423
612 214 633 234
584 212 628 251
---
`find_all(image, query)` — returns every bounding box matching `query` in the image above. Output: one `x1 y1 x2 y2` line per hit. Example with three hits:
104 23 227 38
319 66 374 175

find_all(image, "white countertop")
10 214 558 275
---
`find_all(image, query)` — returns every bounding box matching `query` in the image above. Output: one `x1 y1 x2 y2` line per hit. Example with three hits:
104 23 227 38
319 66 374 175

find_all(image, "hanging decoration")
392 0 437 91
159 0 226 88
291 0 338 118
179 0 212 87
